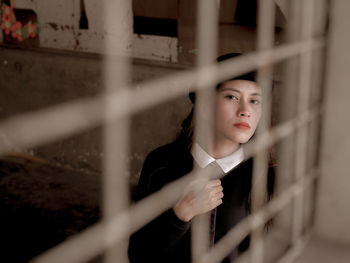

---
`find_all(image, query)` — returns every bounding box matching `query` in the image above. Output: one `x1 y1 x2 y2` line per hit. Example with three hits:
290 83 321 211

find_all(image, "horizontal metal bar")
243 105 324 160
31 166 200 263
31 104 323 263
233 228 314 263
32 166 319 263
0 38 325 155
277 228 313 263
198 169 319 263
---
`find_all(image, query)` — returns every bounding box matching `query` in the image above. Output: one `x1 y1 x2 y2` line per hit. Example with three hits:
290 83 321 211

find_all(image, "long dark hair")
176 108 195 152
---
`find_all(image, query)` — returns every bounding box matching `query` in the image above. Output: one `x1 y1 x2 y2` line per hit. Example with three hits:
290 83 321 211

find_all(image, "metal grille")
0 0 329 262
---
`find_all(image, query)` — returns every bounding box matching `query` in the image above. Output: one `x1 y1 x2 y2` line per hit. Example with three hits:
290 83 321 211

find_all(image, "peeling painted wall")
0 0 177 61
0 0 289 63
4 0 129 53
132 34 178 62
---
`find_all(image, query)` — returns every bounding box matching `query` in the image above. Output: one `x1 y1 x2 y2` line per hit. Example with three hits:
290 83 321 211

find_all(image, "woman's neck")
199 138 240 159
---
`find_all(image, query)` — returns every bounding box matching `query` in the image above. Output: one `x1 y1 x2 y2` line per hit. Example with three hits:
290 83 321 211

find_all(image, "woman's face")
214 79 262 146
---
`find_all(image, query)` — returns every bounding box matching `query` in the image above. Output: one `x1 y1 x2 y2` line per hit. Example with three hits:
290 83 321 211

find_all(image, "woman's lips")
234 122 251 130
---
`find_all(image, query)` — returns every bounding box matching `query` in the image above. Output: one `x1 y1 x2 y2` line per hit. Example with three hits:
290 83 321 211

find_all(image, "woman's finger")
214 191 224 199
212 199 223 208
212 185 223 194
210 192 223 203
207 179 221 187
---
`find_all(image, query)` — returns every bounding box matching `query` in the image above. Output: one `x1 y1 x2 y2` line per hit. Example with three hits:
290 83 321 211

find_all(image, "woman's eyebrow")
221 87 261 96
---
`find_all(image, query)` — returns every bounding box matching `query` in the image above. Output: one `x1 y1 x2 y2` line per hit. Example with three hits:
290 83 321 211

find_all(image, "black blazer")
128 141 271 263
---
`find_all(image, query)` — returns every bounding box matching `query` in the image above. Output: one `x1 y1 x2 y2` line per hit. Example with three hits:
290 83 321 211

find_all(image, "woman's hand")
173 179 224 222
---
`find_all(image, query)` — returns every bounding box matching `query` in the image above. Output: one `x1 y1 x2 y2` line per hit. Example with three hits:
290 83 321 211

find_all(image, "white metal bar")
0 40 325 157
30 223 106 263
102 0 132 262
31 162 319 263
272 0 303 247
291 0 316 246
31 104 323 263
31 167 200 263
256 0 275 51
0 2 328 263
196 0 218 67
243 105 323 161
198 168 319 263
304 0 328 228
276 229 313 263
192 0 219 260
250 0 276 262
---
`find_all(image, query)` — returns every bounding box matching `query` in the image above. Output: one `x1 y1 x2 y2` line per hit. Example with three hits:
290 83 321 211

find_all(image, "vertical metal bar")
291 0 315 246
103 0 132 262
192 0 219 262
304 0 328 232
308 0 329 231
274 0 302 246
250 0 275 262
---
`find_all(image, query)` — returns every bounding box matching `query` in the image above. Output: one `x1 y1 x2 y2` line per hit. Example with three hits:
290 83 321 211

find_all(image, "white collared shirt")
191 143 244 174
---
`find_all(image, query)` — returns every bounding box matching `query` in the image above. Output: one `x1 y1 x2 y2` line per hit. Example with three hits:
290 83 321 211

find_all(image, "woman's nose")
238 103 251 117
239 111 250 117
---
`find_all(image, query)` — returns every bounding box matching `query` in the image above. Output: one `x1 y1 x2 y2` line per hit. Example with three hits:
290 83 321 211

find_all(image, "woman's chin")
230 134 253 144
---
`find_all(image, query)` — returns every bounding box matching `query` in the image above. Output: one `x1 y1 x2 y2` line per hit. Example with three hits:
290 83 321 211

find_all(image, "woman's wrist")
173 202 193 222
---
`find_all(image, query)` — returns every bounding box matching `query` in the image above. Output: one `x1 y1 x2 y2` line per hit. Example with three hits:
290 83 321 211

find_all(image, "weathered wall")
315 0 350 244
133 0 178 19
0 0 286 193
0 47 191 187
0 0 288 64
0 0 177 61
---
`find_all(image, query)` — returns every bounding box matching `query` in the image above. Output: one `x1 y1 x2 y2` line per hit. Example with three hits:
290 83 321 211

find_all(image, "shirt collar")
191 143 244 173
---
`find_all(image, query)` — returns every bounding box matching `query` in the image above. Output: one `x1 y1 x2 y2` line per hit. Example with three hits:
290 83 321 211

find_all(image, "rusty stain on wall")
1 1 177 61
47 22 58 31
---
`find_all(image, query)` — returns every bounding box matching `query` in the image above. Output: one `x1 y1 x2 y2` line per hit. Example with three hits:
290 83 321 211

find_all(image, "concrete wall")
0 47 191 188
0 0 287 192
1 0 288 64
315 0 350 244
133 0 178 19
0 0 177 61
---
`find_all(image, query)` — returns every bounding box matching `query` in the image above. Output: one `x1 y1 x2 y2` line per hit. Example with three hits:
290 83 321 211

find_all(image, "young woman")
128 53 275 263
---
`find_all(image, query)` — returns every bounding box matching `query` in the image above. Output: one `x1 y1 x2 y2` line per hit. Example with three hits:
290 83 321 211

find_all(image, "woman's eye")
226 95 238 100
251 99 260 105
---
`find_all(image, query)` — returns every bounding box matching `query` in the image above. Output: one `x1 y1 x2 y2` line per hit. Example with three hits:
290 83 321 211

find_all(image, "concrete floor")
0 155 101 262
1 154 349 262
295 236 350 263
